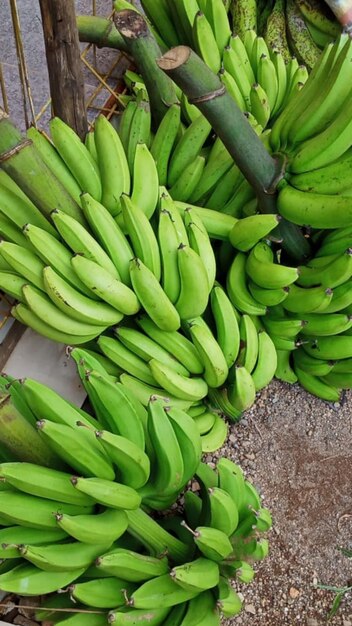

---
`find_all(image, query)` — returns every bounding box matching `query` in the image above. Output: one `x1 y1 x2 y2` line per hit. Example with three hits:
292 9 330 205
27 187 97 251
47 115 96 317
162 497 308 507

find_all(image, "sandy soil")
216 381 352 626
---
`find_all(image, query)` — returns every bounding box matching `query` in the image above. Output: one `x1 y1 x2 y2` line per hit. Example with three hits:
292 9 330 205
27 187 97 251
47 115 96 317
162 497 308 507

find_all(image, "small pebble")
244 604 256 614
289 586 300 599
307 619 318 626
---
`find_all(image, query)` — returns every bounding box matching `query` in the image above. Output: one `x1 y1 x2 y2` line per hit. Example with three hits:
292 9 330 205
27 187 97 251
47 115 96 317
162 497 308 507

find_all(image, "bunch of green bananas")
118 0 309 130
0 369 271 625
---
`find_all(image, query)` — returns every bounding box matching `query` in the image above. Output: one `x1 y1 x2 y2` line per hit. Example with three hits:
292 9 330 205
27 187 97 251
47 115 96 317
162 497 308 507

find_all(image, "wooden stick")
38 0 87 139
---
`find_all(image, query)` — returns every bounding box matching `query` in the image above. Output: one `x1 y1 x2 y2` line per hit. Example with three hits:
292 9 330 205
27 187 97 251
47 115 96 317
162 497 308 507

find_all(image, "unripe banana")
227 366 256 413
122 195 161 280
189 321 228 388
94 113 130 215
175 244 209 320
149 359 208 402
131 143 158 219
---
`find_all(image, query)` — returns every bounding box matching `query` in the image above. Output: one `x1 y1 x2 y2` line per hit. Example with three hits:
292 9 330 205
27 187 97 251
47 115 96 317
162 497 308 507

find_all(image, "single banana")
282 284 334 314
229 213 280 252
251 330 278 390
0 180 58 237
116 326 190 377
227 366 256 413
131 143 158 219
219 68 246 111
184 207 216 291
222 45 251 108
0 526 67 559
0 490 93 529
126 91 151 172
169 155 206 203
71 476 141 509
20 541 112 572
122 195 161 280
0 271 27 302
130 573 199 609
192 11 221 74
56 508 128 546
80 192 133 286
130 258 181 331
49 117 101 201
95 336 157 386
175 201 237 241
175 244 209 320
302 335 352 361
119 373 193 410
227 252 267 316
294 366 340 401
96 429 150 489
217 576 242 617
200 414 228 453
210 284 240 367
150 104 181 187
293 349 334 376
246 241 299 289
70 576 136 609
95 546 168 581
71 255 139 315
0 562 86 596
189 321 229 388
236 314 259 373
166 406 202 485
248 281 289 306
94 114 130 216
0 462 93 505
171 557 219 592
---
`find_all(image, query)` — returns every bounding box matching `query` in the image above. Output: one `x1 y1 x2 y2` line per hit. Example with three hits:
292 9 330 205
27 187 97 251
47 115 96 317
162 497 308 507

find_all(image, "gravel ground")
1 381 351 626
214 381 352 626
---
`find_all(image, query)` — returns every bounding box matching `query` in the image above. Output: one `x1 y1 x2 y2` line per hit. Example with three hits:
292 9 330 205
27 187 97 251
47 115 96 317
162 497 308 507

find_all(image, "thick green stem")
157 47 311 262
76 15 127 51
113 10 179 125
126 508 190 564
0 111 84 225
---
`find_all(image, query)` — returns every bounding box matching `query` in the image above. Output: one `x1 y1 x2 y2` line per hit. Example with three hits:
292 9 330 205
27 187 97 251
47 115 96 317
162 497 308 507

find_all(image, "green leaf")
328 591 344 620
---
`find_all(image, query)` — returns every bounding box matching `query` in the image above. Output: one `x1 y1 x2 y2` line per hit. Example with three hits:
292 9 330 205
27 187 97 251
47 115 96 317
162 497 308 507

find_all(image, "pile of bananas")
0 369 271 625
117 0 309 130
134 0 341 71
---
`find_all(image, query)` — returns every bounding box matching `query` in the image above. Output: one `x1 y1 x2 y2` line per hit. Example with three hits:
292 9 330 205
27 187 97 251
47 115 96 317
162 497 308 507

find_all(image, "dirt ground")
214 381 352 626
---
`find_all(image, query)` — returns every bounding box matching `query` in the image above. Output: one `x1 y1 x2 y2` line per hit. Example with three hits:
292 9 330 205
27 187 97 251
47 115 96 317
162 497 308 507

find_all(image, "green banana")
227 366 256 414
210 284 240 368
37 419 115 480
122 194 161 280
136 314 204 375
71 255 140 315
251 330 278 391
171 558 219 592
246 242 299 289
71 476 141 510
189 321 228 388
0 562 85 595
151 104 181 186
168 115 211 188
50 117 101 201
0 490 93 529
96 547 168 581
43 266 123 326
0 462 94 505
294 366 340 401
20 540 112 572
130 573 199 609
51 209 119 279
227 253 267 316
131 143 159 219
56 508 128 545
216 576 242 617
236 314 259 373
184 207 216 291
96 429 150 489
23 223 95 297
175 244 209 320
80 193 133 286
149 359 208 402
0 525 68 558
94 114 130 216
130 258 181 331
0 240 45 291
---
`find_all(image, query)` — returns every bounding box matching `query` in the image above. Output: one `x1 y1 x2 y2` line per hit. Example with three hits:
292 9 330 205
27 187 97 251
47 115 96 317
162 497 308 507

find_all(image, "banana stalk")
157 48 311 262
76 15 127 51
0 111 84 225
113 10 179 125
126 508 191 563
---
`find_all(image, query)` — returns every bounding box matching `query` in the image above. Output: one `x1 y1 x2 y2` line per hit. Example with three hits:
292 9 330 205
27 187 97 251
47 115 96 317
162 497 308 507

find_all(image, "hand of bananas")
0 366 270 625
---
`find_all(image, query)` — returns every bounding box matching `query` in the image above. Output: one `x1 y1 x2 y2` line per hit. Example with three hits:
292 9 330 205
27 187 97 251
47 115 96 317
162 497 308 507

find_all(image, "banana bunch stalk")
0 368 271 625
